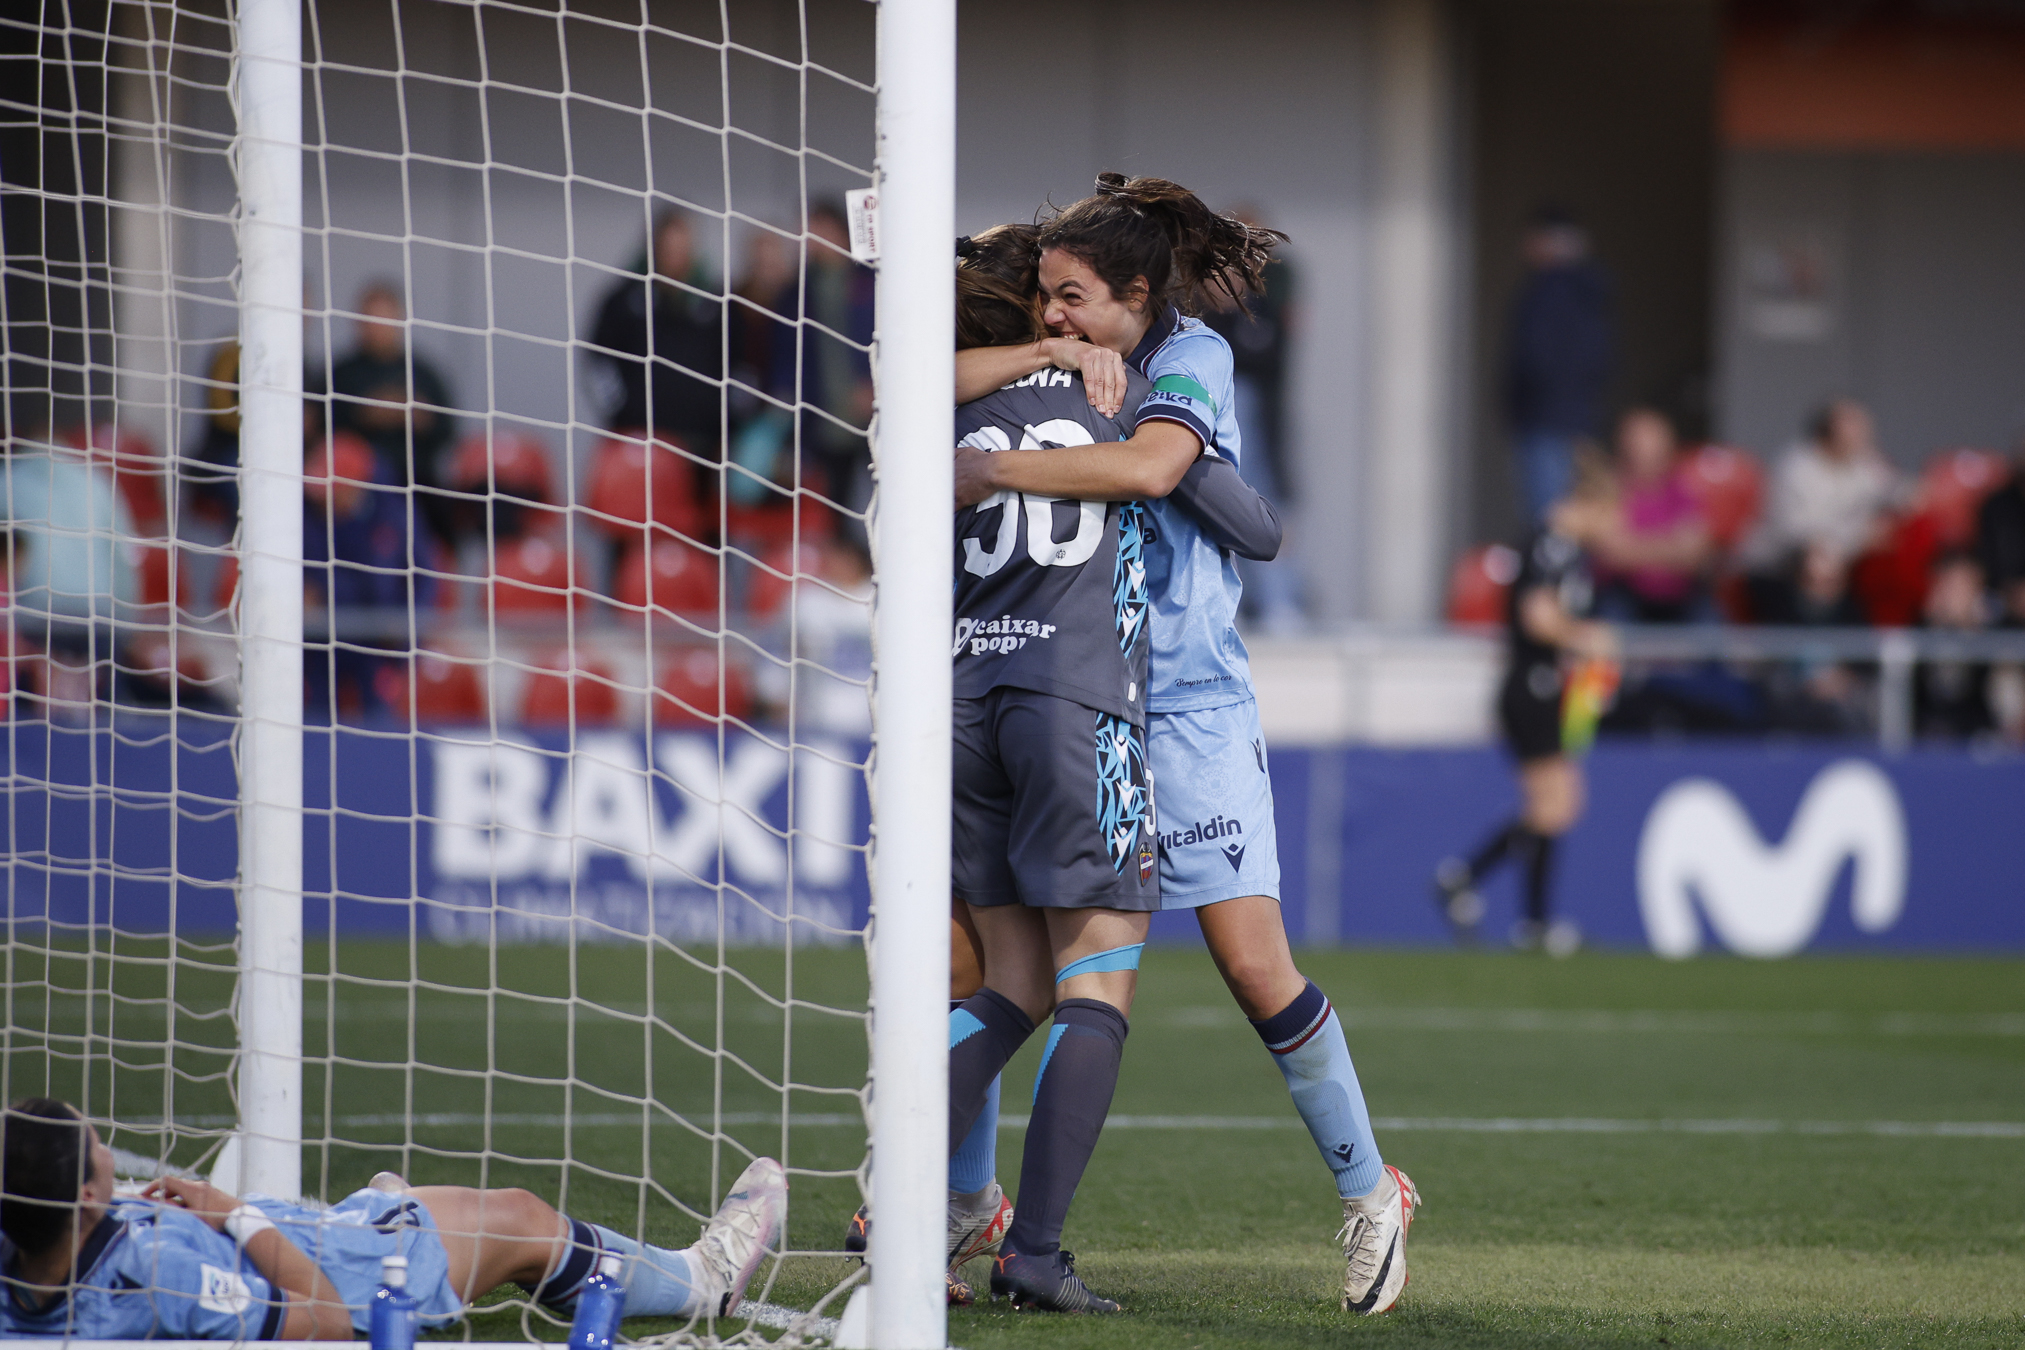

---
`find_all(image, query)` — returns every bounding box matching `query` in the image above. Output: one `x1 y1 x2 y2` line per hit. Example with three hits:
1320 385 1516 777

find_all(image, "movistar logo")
1159 813 1242 852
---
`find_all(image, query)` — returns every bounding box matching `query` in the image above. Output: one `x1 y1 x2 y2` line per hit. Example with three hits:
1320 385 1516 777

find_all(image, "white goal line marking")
1182 1007 2025 1037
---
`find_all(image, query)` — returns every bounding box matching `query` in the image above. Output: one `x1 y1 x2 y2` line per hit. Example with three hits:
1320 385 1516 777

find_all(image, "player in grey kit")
936 224 1155 1313
845 228 1283 1310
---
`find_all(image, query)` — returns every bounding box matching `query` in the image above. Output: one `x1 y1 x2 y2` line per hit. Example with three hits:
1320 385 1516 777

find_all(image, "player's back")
954 366 1152 722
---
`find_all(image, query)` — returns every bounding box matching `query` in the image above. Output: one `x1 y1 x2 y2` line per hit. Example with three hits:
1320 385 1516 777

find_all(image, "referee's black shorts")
1498 663 1565 764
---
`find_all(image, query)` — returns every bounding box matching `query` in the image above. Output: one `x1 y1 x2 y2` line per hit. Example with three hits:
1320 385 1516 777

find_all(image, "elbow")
1138 459 1194 500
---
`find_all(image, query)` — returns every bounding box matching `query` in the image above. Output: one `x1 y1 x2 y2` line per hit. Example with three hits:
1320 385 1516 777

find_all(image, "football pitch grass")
9 940 2023 1346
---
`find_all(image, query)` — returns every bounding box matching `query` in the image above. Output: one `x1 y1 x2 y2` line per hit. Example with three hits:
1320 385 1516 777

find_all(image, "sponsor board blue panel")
5 717 2020 954
1263 743 2025 954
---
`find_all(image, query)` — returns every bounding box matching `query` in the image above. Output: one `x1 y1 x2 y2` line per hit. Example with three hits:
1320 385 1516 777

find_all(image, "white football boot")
1339 1164 1419 1314
946 1183 1014 1266
691 1157 788 1318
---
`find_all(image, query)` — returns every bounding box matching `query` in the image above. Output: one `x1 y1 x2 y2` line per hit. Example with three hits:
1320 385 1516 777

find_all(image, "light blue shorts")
253 1188 465 1331
1148 699 1282 908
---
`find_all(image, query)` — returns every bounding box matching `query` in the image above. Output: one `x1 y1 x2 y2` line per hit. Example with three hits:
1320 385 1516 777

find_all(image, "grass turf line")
8 943 2022 1346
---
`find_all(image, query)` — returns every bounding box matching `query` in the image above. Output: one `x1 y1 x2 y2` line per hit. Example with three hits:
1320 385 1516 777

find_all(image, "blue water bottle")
369 1254 418 1350
568 1254 626 1350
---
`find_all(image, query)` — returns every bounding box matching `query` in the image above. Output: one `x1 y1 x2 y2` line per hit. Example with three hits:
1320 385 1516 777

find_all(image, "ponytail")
954 223 1046 350
1037 172 1286 316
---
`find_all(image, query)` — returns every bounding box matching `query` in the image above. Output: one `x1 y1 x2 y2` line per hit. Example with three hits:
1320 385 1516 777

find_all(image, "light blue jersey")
1127 309 1253 712
1 1198 286 1339
0 1189 463 1339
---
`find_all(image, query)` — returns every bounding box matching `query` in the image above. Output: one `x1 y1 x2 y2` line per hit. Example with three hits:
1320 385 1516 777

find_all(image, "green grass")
8 941 2024 1346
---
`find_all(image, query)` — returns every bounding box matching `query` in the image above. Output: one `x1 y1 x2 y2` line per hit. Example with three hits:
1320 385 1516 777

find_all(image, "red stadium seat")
134 544 190 611
726 494 836 552
653 647 752 727
1918 447 2007 549
612 537 720 619
445 428 558 504
207 554 239 620
1851 510 1940 627
490 532 586 614
63 423 168 536
1679 443 1764 551
382 649 487 724
521 650 619 727
583 431 705 545
1445 543 1520 626
740 541 824 623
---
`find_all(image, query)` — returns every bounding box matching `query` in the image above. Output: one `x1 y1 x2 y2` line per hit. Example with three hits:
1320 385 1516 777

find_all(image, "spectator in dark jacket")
304 431 431 721
587 209 725 461
774 202 874 519
330 282 457 497
1506 208 1614 523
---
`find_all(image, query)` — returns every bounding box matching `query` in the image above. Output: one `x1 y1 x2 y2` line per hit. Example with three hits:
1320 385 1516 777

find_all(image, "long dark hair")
2 1098 93 1257
1036 173 1285 316
955 223 1046 350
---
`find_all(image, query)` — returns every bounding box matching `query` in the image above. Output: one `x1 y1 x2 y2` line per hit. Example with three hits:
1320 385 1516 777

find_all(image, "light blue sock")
1250 979 1384 1199
587 1224 705 1317
950 1072 1000 1193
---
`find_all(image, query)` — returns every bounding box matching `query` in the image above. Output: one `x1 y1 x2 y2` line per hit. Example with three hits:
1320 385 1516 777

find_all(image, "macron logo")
1221 843 1246 874
1635 760 1907 959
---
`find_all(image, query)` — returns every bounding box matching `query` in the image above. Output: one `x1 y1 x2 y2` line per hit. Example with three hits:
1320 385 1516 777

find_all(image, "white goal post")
1 0 953 1341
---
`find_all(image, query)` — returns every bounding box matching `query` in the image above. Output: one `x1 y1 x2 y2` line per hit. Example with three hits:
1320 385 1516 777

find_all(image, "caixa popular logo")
1635 759 1907 958
426 732 866 945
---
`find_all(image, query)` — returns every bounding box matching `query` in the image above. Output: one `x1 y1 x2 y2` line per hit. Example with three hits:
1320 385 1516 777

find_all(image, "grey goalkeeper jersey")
953 367 1153 723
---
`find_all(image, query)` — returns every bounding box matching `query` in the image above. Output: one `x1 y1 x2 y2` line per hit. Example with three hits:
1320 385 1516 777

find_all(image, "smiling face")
1038 249 1152 355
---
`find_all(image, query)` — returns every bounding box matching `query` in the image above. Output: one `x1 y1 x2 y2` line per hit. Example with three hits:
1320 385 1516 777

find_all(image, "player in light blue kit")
954 173 1420 1315
0 1097 784 1338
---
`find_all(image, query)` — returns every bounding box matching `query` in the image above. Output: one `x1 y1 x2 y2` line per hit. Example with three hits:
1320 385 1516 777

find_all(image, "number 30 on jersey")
960 419 1105 577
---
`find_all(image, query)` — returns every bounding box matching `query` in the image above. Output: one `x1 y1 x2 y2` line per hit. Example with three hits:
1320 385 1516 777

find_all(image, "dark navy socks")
949 987 1035 1157
1002 997 1129 1258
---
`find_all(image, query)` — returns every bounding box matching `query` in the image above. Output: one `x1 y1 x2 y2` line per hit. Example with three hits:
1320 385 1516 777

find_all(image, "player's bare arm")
954 419 1200 509
141 1177 351 1340
954 339 1129 415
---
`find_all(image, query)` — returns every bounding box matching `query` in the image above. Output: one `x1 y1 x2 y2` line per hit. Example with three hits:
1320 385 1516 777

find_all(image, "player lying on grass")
950 174 1420 1315
0 1097 784 1339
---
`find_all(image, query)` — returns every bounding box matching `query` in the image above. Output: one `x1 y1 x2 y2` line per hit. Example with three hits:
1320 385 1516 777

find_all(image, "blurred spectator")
1914 552 1996 740
1973 448 2025 626
330 281 458 546
1588 408 1715 623
303 431 431 721
1205 202 1305 633
183 333 330 523
0 428 138 706
187 339 243 522
1744 399 1904 616
588 208 725 462
726 229 798 506
1505 206 1614 523
777 202 874 522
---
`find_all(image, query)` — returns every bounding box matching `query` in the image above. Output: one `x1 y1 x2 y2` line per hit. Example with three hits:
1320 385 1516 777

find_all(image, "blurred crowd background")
2 0 2023 744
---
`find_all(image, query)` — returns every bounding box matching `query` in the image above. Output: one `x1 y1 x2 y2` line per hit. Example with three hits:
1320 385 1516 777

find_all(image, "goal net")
0 0 951 1342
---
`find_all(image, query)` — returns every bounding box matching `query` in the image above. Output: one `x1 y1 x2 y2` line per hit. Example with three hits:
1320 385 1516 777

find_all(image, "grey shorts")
952 687 1158 911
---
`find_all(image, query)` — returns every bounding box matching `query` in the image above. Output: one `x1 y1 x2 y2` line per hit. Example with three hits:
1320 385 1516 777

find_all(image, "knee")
1220 950 1300 1021
479 1188 558 1241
